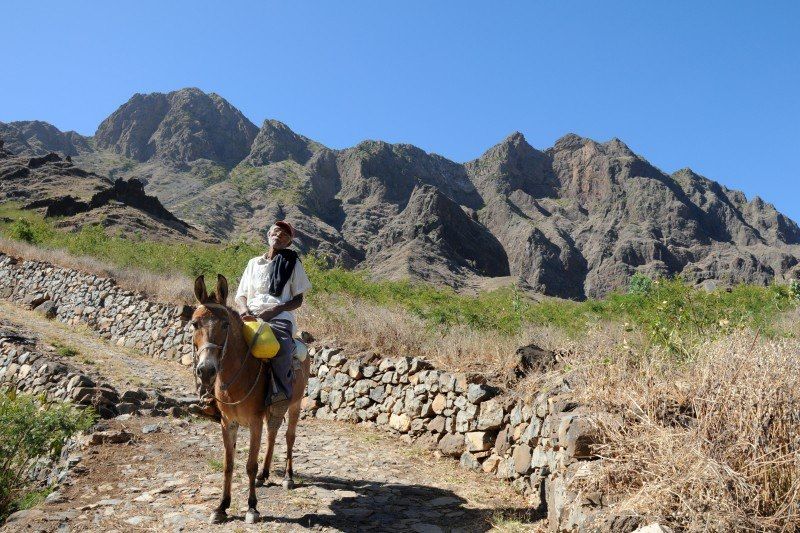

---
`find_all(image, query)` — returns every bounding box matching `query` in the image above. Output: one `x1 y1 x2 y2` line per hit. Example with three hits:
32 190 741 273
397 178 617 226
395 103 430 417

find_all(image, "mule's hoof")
282 478 295 490
209 511 227 524
255 476 266 488
245 509 260 524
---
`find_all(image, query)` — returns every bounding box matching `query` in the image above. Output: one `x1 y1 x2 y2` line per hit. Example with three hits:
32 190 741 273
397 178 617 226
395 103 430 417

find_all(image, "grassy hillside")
1 202 798 362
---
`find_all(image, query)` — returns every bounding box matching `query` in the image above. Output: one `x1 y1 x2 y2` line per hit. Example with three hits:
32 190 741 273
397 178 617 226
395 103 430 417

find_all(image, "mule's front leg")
283 405 301 490
256 411 280 487
245 419 263 524
210 421 238 524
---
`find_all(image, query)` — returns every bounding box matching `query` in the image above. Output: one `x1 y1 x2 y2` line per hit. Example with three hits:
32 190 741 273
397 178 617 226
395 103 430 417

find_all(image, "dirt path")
0 302 539 532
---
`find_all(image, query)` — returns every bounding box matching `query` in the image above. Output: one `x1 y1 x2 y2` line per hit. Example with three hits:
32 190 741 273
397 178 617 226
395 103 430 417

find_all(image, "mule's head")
191 274 230 387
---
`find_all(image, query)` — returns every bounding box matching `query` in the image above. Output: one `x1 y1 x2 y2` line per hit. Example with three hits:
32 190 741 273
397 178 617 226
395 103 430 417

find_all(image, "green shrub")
603 279 795 360
789 279 800 300
628 273 653 295
187 254 215 277
0 390 95 520
52 343 79 358
9 219 37 244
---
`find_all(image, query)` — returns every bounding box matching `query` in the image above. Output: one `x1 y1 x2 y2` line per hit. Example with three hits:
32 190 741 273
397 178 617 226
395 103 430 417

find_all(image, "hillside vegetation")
0 390 94 521
2 203 798 363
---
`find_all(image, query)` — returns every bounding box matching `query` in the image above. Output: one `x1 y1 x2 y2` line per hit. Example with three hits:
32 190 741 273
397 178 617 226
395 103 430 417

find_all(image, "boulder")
89 429 132 445
465 431 494 452
482 455 501 474
431 393 447 414
115 402 137 415
512 444 532 475
427 416 446 433
459 451 482 471
513 343 558 378
476 398 504 430
466 383 491 404
437 433 465 457
34 300 57 319
389 413 411 432
558 415 598 459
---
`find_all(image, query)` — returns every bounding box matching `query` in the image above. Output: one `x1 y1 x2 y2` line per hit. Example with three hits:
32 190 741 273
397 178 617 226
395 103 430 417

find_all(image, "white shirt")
235 254 312 334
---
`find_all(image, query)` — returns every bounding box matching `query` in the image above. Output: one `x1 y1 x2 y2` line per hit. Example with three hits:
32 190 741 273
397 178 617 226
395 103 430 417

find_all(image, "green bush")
628 273 653 295
602 279 795 360
9 219 37 244
789 279 800 300
0 390 95 520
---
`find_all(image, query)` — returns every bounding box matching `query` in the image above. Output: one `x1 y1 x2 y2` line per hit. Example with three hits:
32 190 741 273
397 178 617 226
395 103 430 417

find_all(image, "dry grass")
298 292 564 378
570 329 800 531
0 236 194 303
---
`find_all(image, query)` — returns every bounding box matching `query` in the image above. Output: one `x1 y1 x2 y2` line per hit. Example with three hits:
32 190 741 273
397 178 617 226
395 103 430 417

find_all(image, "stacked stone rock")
305 346 604 527
0 331 191 420
0 335 121 418
0 254 193 363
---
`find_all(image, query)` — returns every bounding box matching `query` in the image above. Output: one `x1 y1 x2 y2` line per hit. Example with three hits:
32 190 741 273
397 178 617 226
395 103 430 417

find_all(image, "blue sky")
2 1 799 219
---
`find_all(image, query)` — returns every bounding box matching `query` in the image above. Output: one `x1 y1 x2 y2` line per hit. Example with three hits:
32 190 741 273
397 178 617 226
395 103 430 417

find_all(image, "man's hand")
257 305 280 322
240 312 257 322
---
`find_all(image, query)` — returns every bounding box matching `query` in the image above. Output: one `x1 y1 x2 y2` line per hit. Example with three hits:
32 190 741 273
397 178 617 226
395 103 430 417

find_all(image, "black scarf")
266 249 298 297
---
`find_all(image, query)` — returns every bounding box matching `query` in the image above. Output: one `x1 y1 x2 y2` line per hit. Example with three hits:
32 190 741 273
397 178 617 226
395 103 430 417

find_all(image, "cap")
274 220 295 239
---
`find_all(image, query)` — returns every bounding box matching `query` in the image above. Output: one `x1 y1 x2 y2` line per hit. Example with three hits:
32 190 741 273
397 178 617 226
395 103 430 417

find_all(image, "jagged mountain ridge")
2 87 798 298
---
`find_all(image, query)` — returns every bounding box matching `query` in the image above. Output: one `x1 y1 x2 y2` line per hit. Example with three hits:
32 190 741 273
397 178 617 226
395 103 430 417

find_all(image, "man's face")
268 225 292 249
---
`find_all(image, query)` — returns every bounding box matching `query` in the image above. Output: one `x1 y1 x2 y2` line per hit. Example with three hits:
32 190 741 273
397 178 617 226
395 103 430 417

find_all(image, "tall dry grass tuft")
0 237 194 303
572 330 800 531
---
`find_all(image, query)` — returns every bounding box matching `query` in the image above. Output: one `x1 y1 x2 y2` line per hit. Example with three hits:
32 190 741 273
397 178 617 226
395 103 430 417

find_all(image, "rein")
192 303 265 407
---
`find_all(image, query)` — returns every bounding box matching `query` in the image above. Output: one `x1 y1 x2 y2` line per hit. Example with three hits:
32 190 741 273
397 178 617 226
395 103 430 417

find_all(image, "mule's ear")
216 274 229 305
194 275 208 303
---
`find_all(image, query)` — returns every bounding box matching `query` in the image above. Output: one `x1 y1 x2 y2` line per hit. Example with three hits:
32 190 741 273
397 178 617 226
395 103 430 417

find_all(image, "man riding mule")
189 220 312 524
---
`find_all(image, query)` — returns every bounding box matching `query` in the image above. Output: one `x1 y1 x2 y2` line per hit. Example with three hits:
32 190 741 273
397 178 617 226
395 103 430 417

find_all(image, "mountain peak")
604 137 634 156
552 133 587 151
243 119 323 166
503 131 526 144
94 88 258 167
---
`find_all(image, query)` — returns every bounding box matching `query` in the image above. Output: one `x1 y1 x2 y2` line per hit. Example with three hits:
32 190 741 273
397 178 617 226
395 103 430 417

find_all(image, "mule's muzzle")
196 362 218 386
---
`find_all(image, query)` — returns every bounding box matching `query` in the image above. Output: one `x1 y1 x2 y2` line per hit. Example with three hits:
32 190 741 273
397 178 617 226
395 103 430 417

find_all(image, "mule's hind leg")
283 403 301 490
245 418 263 524
211 421 238 524
256 409 279 487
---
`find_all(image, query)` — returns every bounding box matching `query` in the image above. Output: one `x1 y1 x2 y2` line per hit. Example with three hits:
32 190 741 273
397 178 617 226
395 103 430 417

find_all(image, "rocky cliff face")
94 88 258 168
2 88 798 298
0 146 212 243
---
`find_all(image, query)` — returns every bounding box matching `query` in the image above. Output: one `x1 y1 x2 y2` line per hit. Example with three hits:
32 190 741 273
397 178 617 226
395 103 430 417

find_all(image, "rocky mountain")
94 88 258 168
2 87 798 298
0 121 91 157
0 139 212 243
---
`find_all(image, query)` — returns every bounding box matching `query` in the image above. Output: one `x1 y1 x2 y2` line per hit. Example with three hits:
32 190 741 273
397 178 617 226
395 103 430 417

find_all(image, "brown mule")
191 274 310 525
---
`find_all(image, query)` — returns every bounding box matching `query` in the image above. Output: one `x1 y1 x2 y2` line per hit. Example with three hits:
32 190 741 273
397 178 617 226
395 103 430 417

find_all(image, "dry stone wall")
0 251 623 531
303 345 616 530
0 253 193 364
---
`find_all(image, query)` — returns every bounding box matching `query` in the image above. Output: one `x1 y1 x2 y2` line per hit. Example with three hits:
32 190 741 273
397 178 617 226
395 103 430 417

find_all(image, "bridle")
191 303 264 407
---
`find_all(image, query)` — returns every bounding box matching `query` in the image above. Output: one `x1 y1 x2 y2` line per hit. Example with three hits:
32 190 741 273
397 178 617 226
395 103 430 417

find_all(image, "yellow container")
242 321 280 359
